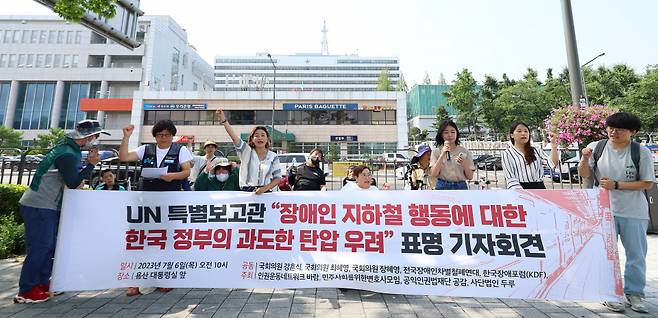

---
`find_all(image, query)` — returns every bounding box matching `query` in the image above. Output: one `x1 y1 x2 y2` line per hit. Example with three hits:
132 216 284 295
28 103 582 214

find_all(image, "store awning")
240 127 295 142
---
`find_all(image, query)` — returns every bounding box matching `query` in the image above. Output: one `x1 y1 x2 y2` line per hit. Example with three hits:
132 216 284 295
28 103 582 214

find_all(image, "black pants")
520 182 546 189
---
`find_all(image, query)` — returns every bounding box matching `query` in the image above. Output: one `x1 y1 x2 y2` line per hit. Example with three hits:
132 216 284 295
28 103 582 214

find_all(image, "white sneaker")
625 295 648 313
139 287 156 295
603 301 625 312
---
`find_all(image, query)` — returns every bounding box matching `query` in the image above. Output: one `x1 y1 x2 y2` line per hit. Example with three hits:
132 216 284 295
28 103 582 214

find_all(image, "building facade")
124 91 408 158
0 15 213 143
406 84 456 133
214 54 399 92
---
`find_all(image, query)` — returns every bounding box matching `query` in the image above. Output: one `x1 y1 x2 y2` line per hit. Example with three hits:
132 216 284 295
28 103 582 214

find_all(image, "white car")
277 153 332 177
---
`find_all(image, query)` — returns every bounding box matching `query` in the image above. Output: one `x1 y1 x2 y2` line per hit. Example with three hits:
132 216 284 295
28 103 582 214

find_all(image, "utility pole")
560 0 585 106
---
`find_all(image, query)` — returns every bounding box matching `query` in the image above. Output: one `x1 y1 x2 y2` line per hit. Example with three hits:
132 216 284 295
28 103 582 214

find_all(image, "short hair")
434 120 461 147
213 164 232 174
100 168 114 178
606 112 641 132
247 126 270 149
352 165 370 177
152 120 177 137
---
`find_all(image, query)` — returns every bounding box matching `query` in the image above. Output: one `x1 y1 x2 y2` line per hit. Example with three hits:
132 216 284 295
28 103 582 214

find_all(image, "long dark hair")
509 122 536 165
434 120 461 148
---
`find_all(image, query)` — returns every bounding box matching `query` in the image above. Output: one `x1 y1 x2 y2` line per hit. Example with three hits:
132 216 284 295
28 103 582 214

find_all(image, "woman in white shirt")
341 165 378 191
501 122 558 189
216 109 281 194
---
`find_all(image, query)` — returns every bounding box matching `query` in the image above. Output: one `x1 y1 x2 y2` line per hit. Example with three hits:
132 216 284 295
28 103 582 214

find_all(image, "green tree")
620 67 658 131
327 143 340 162
376 67 392 91
444 69 480 136
32 128 66 154
396 72 408 92
422 72 432 85
53 0 117 22
494 80 551 130
408 126 429 142
0 127 23 149
587 64 640 105
479 75 506 137
431 106 451 132
542 68 571 109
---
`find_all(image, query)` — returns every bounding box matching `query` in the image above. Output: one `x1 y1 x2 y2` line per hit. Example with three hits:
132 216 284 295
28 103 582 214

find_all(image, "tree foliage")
431 106 451 132
376 68 392 91
396 72 408 92
53 0 117 22
32 128 66 154
444 69 479 135
0 127 23 149
619 67 658 131
422 72 432 85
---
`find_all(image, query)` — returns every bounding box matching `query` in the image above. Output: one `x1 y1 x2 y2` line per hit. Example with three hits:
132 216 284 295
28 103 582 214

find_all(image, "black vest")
140 143 183 191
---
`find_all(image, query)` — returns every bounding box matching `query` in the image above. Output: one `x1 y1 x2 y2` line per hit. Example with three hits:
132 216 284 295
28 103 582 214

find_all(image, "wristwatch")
614 181 619 189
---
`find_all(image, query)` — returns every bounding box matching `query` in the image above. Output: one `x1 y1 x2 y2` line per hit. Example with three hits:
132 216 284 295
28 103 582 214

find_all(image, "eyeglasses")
359 173 372 177
155 133 172 138
606 127 629 133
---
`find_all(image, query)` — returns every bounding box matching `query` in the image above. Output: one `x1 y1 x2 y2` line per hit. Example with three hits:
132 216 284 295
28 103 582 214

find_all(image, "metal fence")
1 146 586 191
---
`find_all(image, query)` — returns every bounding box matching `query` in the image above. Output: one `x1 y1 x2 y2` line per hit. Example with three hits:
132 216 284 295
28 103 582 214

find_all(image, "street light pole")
580 52 605 106
267 54 276 149
560 0 585 106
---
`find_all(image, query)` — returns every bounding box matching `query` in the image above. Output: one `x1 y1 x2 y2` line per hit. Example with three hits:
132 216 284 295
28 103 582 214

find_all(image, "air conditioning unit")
26 64 33 68
17 64 23 68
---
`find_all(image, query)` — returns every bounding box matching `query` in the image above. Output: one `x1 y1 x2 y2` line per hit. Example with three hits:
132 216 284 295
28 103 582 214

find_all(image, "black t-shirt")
292 164 326 191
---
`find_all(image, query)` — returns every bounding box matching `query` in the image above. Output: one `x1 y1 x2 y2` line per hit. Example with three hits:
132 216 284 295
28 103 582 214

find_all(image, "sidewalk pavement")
1 236 657 318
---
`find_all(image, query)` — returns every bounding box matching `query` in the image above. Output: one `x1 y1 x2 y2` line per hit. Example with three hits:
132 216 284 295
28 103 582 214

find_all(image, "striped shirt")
235 140 282 188
501 147 555 189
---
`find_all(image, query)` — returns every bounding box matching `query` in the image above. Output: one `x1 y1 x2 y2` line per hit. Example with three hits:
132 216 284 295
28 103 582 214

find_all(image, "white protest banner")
51 189 622 301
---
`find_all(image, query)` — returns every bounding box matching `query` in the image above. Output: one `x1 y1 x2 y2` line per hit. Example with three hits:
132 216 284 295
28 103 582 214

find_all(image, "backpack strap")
630 141 641 180
592 139 608 187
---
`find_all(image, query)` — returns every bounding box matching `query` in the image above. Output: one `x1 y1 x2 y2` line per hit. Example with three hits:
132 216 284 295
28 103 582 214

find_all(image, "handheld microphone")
444 141 451 160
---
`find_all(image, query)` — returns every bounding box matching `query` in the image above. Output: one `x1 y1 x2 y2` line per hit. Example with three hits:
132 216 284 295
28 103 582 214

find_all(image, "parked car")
277 152 332 177
380 152 409 165
472 154 493 165
477 156 503 170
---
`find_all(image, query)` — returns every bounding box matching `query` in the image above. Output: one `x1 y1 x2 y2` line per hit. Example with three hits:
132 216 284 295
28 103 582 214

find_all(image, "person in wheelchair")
94 169 126 191
405 144 431 190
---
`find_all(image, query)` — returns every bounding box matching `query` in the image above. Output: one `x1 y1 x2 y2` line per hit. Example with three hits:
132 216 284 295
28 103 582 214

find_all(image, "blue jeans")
434 179 468 190
614 216 649 297
18 205 59 294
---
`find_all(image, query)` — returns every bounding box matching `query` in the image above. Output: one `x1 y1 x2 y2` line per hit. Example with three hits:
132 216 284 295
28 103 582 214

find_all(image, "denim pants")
18 205 59 294
615 216 649 297
434 179 468 190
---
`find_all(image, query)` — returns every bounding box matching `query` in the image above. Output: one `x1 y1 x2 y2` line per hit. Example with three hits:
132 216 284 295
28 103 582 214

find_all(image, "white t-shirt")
134 144 194 167
341 181 379 191
586 140 656 220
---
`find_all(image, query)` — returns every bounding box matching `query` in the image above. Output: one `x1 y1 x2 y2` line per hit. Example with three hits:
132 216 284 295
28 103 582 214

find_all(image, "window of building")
36 54 44 68
26 54 34 68
45 54 53 68
75 31 82 44
21 30 29 43
63 55 71 68
39 30 47 44
12 30 21 43
72 55 79 68
53 54 61 68
18 54 26 67
66 31 74 44
48 30 56 43
90 32 107 44
3 30 12 43
184 111 199 125
170 111 185 124
0 82 11 124
14 82 56 130
59 83 90 129
8 55 17 68
57 31 64 44
0 54 6 68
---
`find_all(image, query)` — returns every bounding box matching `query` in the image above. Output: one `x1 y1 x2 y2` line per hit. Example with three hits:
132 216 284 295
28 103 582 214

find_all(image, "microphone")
444 141 451 161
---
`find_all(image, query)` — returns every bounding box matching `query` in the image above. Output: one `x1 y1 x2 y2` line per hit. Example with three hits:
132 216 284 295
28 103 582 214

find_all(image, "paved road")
1 236 657 317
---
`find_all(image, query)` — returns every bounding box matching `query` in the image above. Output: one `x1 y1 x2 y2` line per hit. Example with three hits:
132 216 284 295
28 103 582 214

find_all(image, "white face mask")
216 173 229 182
84 138 99 149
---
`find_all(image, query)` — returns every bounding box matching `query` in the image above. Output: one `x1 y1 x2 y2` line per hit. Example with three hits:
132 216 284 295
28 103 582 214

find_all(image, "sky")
4 0 658 85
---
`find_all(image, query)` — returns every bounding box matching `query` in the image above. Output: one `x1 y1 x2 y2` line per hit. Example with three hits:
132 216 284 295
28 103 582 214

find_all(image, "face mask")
311 158 321 166
84 138 99 149
216 173 229 182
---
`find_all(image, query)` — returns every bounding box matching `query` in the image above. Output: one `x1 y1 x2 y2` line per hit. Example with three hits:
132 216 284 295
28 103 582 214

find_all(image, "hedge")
0 185 27 258
0 184 27 222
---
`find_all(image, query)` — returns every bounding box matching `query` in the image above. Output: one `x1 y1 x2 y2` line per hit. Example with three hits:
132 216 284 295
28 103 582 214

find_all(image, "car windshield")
279 155 305 163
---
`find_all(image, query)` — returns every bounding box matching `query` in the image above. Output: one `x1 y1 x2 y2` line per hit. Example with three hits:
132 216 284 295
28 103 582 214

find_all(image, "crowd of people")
12 110 655 314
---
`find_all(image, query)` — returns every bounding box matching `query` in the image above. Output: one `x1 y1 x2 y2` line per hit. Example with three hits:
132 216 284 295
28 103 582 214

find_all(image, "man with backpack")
578 112 656 313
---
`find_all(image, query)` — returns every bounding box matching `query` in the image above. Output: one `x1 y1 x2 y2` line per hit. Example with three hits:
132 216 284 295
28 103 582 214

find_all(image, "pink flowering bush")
544 105 618 148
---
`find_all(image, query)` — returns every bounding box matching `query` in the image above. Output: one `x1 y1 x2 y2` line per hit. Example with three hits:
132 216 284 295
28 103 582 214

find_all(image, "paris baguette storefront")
125 91 407 159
